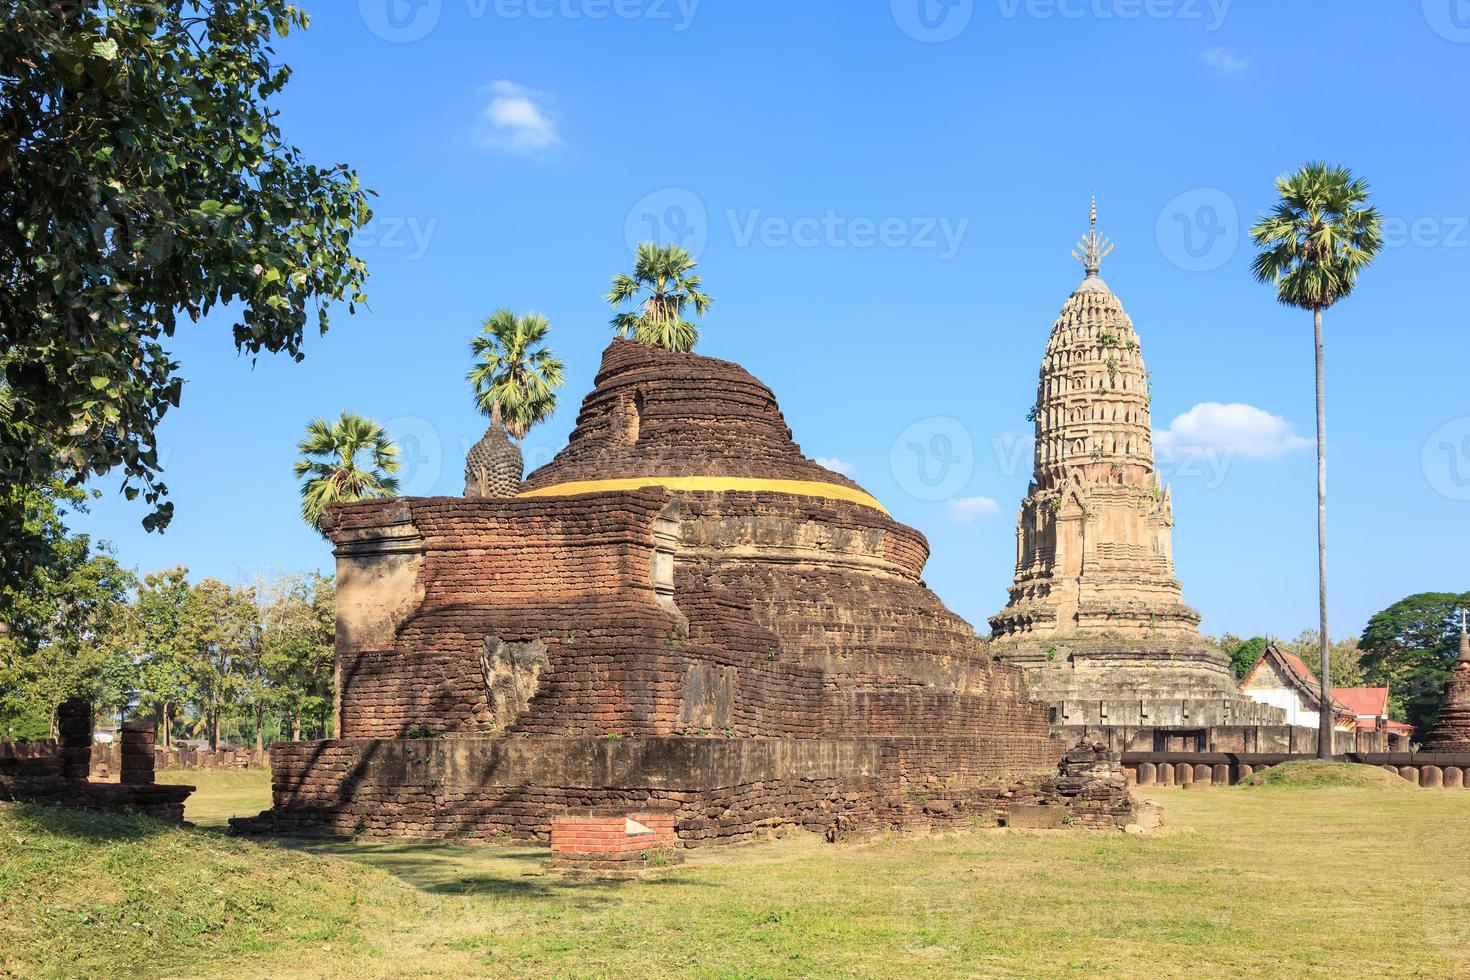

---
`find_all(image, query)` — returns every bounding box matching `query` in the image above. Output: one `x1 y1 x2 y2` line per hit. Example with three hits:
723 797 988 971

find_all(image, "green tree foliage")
124 568 196 746
1250 162 1382 758
467 310 565 440
185 579 260 750
0 483 133 736
1359 592 1470 732
259 572 334 741
606 242 712 352
1221 635 1269 680
1286 630 1366 689
293 413 400 535
0 0 374 593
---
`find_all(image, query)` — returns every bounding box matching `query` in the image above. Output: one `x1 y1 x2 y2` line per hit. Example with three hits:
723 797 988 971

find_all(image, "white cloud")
814 456 857 476
1154 402 1312 460
1202 48 1249 73
480 81 560 154
947 496 1000 523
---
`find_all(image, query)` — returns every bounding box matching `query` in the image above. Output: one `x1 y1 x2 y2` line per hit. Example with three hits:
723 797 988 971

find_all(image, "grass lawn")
3 766 1468 977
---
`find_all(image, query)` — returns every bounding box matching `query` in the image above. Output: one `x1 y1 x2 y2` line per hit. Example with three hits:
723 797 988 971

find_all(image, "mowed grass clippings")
0 801 410 978
4 767 1470 978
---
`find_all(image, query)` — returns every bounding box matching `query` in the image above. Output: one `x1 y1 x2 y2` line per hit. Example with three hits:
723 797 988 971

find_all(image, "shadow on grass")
4 801 173 843
273 836 710 898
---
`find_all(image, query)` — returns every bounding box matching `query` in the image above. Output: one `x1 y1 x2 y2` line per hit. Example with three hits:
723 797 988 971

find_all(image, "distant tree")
125 567 197 746
1287 630 1366 689
0 483 132 735
1226 636 1269 680
1251 162 1383 759
293 413 400 535
185 579 260 751
1359 592 1469 732
260 572 335 741
467 310 565 440
0 1 374 594
606 242 712 352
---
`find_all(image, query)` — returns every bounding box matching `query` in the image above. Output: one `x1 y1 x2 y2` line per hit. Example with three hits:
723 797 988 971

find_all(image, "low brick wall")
1 740 270 778
1122 751 1470 788
548 808 681 874
0 708 193 823
231 733 1069 844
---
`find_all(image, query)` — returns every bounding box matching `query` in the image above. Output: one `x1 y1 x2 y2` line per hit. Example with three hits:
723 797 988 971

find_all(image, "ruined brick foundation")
237 341 1065 844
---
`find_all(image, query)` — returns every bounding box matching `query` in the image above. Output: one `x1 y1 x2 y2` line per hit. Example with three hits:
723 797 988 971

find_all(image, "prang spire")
1071 196 1114 278
1459 608 1469 664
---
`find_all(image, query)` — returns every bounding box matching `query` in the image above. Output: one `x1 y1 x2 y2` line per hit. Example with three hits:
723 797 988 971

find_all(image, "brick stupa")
1422 613 1470 750
987 205 1285 744
241 339 1061 843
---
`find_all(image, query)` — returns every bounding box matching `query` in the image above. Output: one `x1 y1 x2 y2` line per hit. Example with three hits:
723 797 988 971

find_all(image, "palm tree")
1250 162 1383 760
293 412 401 535
605 241 712 352
466 309 564 440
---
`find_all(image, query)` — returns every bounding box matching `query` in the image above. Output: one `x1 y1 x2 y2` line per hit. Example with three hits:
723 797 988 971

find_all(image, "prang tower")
988 204 1277 737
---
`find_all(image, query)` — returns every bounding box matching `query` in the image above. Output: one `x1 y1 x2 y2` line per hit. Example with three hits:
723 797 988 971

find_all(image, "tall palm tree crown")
293 412 400 535
1249 162 1382 760
1250 162 1383 309
466 309 564 440
606 241 712 353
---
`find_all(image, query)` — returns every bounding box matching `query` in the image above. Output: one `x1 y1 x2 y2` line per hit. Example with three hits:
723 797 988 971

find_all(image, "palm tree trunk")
1314 307 1333 761
255 707 264 752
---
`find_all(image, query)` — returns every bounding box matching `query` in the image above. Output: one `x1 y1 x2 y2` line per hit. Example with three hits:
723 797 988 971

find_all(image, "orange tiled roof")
1333 687 1390 718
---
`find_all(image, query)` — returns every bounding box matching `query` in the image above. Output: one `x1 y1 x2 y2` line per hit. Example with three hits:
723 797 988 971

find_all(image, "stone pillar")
55 698 92 780
119 721 157 786
1192 764 1212 786
1421 766 1443 789
1443 766 1463 789
1237 763 1253 781
1137 762 1156 786
1157 762 1173 786
1397 766 1419 785
1212 764 1230 786
1176 762 1193 786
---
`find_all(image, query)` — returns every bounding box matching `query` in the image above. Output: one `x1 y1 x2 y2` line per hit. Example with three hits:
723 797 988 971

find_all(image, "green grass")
0 800 410 978
1237 760 1415 790
4 771 1470 977
157 767 273 831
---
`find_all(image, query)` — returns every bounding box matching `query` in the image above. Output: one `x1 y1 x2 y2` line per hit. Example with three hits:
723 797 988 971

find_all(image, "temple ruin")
987 205 1291 748
239 339 1080 843
1422 614 1470 751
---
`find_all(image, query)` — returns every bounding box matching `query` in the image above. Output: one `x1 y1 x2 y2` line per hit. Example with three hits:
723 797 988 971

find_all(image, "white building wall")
1241 686 1321 730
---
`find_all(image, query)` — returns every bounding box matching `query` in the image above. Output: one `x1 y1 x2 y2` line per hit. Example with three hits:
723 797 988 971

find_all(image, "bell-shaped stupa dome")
520 338 883 512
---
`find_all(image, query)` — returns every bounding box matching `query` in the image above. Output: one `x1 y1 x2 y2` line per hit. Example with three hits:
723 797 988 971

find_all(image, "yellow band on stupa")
517 476 887 514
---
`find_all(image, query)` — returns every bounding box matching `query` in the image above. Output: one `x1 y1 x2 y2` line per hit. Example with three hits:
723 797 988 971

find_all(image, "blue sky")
75 0 1470 642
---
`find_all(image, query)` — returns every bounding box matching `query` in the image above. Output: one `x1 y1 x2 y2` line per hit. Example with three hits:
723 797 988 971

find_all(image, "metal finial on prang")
1072 196 1114 277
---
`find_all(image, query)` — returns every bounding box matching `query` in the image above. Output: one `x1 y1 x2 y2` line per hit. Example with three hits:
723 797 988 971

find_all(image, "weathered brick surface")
249 340 1064 844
